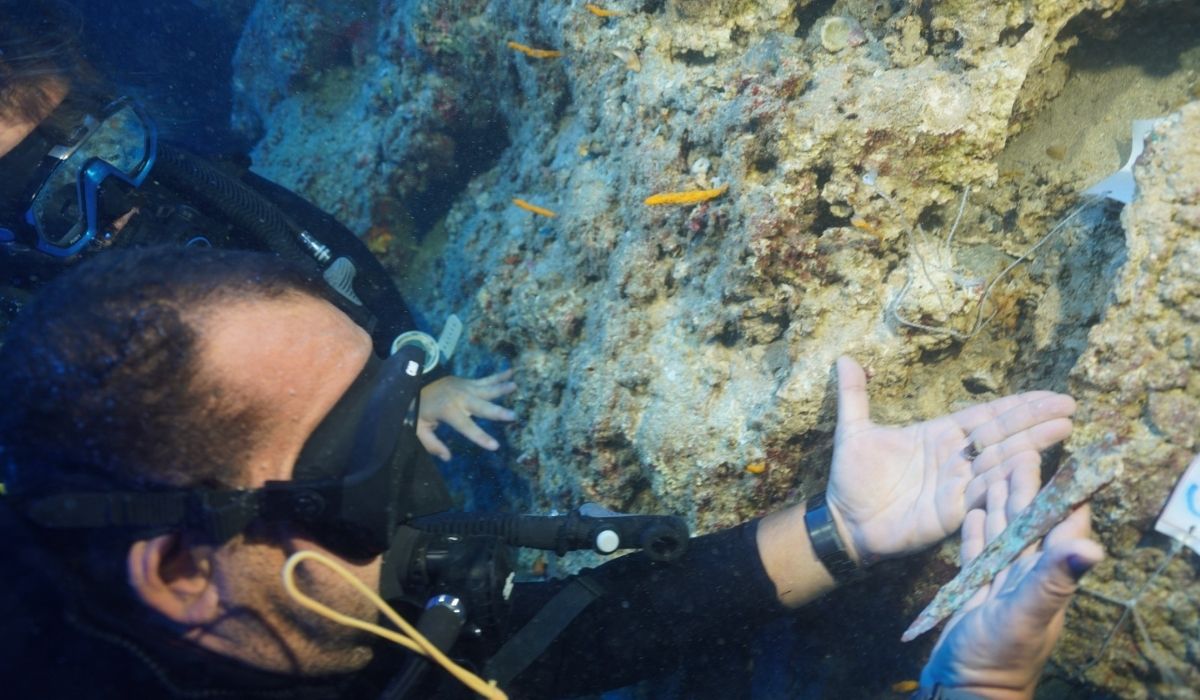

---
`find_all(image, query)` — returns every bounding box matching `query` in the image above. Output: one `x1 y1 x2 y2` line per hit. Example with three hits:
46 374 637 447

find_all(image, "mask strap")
281 550 507 700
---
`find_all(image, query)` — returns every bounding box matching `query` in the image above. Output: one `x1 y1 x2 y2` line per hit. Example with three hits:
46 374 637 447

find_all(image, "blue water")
69 0 248 154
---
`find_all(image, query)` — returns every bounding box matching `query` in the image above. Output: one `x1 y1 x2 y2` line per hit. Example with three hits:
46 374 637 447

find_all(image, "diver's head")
0 246 446 674
0 0 96 152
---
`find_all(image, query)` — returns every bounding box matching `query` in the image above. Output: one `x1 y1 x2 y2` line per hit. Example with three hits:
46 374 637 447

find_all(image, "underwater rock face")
1050 104 1200 698
234 0 1199 694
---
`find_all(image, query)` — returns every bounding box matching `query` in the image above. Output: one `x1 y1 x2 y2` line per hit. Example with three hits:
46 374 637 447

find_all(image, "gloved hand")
825 356 1076 563
417 369 517 461
919 460 1104 699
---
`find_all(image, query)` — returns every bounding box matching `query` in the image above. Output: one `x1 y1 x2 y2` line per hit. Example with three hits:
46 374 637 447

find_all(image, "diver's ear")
127 532 221 626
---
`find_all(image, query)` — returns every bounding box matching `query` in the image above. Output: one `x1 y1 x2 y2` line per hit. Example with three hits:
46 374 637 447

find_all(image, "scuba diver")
0 0 515 463
0 243 1104 700
0 2 1104 699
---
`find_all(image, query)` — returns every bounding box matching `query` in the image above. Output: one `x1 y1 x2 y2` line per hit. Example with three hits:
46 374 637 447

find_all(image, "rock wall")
1050 104 1200 699
232 0 1200 695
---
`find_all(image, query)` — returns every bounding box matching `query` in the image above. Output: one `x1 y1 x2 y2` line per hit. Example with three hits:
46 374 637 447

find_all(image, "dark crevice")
407 116 510 232
640 0 665 14
1061 1 1200 78
916 203 947 231
793 0 838 37
730 25 750 48
961 376 992 395
753 152 778 174
1006 204 1126 394
673 49 718 66
714 320 741 347
999 22 1033 47
813 164 832 190
811 200 851 234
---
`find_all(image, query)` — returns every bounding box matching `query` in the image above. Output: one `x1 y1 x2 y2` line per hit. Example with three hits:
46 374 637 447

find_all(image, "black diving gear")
1 93 698 698
11 344 452 554
6 337 691 687
0 92 415 354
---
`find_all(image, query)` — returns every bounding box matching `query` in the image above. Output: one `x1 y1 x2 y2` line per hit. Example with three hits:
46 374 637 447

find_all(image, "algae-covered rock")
1048 103 1200 699
232 0 1200 694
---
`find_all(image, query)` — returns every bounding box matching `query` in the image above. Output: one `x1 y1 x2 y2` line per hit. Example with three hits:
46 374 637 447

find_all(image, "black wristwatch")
804 492 859 584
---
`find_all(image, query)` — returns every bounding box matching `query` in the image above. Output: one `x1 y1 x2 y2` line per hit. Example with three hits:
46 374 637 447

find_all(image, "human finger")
447 413 500 451
1007 459 1040 522
473 368 515 386
970 417 1073 476
417 423 452 461
961 508 986 565
1007 538 1104 628
835 356 871 429
964 451 1040 510
467 396 517 422
950 391 1075 439
473 380 518 401
1044 504 1094 550
985 480 1009 543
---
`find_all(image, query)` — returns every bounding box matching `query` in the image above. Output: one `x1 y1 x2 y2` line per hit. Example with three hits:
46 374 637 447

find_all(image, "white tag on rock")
1082 117 1165 205
438 314 463 361
1154 453 1200 555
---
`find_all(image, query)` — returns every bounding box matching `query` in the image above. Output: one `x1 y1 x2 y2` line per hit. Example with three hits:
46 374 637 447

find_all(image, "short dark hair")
0 0 102 124
0 245 327 609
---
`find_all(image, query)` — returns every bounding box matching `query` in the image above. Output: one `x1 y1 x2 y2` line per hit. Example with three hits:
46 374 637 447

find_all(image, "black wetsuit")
0 150 788 697
0 146 418 357
2 519 783 699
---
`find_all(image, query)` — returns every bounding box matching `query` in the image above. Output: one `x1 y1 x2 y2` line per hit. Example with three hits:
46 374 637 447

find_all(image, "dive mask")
0 95 157 258
10 344 454 558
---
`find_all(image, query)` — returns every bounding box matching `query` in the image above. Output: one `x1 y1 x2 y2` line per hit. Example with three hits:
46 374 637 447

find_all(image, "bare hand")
825 356 1076 562
417 369 517 461
919 462 1104 699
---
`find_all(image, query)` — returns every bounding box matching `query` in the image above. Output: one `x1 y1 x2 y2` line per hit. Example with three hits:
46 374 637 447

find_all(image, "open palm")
824 356 1076 563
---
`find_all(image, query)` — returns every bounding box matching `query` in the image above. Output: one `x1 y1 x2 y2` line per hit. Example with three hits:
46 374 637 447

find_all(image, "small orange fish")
512 198 557 218
507 41 562 59
644 184 728 206
585 3 622 17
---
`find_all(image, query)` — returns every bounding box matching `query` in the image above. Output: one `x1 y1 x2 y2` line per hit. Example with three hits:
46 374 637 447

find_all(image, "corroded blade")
902 443 1120 642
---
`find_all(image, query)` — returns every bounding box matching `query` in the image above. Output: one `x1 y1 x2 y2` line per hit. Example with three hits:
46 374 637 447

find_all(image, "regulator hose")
151 142 311 267
148 143 421 355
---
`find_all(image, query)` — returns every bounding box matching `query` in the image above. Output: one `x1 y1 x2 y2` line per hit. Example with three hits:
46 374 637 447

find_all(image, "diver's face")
191 293 383 674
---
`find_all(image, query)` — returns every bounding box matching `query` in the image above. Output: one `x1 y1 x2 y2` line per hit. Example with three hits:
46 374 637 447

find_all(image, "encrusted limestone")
232 0 1200 694
1047 104 1200 699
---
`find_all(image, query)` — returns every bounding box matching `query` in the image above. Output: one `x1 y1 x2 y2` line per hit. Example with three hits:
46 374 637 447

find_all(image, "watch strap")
804 492 859 584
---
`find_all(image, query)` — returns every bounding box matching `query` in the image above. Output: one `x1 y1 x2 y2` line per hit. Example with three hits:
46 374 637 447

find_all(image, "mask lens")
28 103 152 249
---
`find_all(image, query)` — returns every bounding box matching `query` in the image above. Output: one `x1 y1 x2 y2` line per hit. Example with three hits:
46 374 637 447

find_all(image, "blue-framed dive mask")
0 95 157 258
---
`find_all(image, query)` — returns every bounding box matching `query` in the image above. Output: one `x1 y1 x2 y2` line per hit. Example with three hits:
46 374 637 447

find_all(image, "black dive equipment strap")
12 344 452 555
374 506 689 697
483 575 606 688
